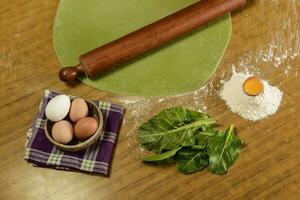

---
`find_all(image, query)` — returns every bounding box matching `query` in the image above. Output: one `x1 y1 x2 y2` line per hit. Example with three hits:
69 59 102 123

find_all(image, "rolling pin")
59 0 247 82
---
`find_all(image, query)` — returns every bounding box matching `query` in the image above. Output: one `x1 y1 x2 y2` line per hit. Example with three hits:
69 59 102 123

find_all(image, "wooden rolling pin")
59 0 247 82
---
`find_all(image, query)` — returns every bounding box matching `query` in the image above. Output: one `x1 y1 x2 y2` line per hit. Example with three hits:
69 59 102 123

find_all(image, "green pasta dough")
53 0 231 97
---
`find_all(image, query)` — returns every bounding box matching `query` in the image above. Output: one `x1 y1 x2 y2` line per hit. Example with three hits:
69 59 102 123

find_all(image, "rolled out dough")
53 0 231 97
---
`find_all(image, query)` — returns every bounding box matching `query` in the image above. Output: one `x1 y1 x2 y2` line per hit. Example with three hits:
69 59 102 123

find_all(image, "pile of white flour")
220 72 283 121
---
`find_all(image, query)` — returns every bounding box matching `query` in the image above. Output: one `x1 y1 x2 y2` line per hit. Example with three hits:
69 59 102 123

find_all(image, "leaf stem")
140 119 215 137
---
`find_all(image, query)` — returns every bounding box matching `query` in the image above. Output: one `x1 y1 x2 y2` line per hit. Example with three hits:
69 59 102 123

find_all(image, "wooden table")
1 1 299 199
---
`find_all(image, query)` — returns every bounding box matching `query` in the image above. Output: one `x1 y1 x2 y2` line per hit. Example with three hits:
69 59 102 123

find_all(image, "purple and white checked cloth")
25 90 124 175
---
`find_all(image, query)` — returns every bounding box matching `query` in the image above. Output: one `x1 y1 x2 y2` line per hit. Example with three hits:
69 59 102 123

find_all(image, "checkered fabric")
25 90 124 175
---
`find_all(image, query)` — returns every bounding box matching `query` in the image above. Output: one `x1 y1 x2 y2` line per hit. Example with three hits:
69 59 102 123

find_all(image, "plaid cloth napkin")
25 90 124 175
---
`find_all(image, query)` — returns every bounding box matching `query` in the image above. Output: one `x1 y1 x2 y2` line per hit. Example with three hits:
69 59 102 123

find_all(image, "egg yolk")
243 76 264 96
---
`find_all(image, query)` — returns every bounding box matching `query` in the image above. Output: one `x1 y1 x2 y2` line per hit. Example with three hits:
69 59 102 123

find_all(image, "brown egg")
69 98 89 122
51 120 74 144
74 117 98 141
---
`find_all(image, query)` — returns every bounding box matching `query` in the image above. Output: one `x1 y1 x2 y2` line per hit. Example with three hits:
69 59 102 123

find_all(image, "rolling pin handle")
59 65 85 82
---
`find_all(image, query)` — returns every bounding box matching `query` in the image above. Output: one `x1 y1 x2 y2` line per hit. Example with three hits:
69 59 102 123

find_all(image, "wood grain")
0 0 299 200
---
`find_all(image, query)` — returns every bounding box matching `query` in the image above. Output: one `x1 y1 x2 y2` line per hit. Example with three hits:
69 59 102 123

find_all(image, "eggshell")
69 98 89 122
74 117 98 141
45 95 71 122
51 120 74 144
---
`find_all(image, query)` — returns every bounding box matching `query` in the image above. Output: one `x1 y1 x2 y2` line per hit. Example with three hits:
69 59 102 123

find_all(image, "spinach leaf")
176 148 209 174
194 131 216 149
138 107 215 153
207 126 243 175
142 147 182 164
187 110 211 121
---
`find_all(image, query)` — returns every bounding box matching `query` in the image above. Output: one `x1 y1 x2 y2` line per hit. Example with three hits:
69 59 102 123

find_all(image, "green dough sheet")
53 0 231 97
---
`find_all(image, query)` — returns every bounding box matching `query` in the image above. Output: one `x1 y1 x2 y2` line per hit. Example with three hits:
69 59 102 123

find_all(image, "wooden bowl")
45 99 103 152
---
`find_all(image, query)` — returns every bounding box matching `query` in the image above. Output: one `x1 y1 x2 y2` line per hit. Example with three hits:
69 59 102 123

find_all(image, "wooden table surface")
1 1 299 199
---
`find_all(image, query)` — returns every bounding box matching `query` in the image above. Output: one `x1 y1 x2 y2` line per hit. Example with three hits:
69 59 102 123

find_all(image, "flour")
220 72 283 121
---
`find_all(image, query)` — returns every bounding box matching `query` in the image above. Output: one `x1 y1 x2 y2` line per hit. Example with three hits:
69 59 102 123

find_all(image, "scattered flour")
220 72 283 121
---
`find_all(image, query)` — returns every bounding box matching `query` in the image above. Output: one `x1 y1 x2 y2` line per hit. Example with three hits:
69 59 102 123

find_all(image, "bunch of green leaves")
138 107 244 175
